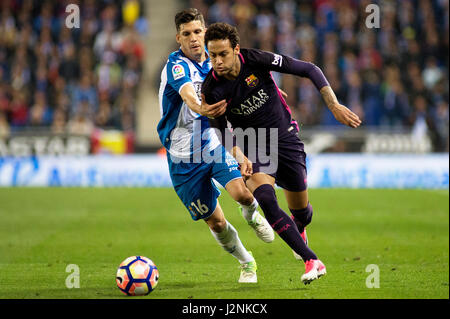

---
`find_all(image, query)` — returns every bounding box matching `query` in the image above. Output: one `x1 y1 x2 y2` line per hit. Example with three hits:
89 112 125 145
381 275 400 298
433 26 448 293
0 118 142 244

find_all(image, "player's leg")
172 166 258 283
284 189 312 247
212 148 274 243
275 142 326 283
225 178 274 243
245 173 318 263
277 146 313 254
204 201 258 283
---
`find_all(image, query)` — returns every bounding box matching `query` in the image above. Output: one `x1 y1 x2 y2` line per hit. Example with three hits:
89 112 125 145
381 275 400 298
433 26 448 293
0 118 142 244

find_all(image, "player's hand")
200 94 227 119
329 103 362 128
239 157 253 181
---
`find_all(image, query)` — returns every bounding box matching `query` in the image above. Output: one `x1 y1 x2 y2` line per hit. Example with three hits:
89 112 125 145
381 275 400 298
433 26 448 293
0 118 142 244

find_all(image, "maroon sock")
253 184 317 261
290 203 313 233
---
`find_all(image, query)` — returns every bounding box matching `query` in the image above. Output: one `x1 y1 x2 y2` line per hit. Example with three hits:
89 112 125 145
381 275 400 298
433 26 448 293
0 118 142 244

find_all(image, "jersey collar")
178 47 210 67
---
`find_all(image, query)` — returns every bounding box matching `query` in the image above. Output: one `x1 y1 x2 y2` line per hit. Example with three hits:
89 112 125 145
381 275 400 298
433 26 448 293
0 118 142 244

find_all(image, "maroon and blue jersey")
201 48 330 191
201 48 329 142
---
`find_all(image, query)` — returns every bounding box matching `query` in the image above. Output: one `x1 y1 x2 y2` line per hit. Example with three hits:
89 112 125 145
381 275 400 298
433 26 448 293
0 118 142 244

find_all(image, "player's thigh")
245 172 275 193
283 189 309 210
275 139 309 209
173 174 220 221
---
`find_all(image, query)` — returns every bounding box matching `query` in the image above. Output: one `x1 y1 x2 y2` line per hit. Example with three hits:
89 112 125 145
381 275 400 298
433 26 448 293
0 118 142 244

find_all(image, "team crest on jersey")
245 74 259 87
172 64 185 80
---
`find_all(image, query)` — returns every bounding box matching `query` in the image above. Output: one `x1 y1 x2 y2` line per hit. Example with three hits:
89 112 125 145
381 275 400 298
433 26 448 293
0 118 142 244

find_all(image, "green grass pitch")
0 187 448 299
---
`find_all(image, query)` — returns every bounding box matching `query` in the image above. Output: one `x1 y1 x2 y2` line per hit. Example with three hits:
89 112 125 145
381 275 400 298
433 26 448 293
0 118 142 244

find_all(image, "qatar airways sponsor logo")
230 89 269 116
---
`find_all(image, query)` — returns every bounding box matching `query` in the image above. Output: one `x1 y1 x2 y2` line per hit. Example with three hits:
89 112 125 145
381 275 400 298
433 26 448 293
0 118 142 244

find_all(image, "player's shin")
209 220 254 264
253 184 317 261
240 198 258 221
289 203 313 232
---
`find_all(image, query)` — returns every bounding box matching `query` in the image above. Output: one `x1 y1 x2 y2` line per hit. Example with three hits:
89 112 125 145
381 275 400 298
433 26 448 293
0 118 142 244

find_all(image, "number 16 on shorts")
190 199 209 216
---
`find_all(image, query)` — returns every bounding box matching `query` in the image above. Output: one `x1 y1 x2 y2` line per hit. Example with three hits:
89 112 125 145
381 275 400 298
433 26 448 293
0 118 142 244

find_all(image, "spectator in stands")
59 43 80 83
93 20 120 59
29 91 53 127
122 55 141 95
51 107 66 135
9 90 28 128
70 73 98 117
0 83 9 115
0 110 9 137
207 0 235 25
95 50 122 102
0 0 146 136
95 100 113 128
67 113 94 136
118 27 145 64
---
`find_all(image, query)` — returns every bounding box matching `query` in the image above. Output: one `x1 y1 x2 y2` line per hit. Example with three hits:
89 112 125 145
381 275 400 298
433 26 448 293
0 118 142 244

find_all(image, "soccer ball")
116 256 159 296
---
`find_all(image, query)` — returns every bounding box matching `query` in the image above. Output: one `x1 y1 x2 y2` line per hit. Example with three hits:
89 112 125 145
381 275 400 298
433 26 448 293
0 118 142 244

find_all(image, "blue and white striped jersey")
157 48 220 161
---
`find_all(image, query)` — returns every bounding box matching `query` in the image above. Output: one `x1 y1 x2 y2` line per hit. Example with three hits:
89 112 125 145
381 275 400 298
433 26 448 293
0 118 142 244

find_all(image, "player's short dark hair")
205 22 240 49
174 8 205 32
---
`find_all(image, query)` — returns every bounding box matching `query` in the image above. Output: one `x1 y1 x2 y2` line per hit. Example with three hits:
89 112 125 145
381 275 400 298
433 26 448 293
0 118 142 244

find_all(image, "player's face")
176 20 206 62
207 39 240 78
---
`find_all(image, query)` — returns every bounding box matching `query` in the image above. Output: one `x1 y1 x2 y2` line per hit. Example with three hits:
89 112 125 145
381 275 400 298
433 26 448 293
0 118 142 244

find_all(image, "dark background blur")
0 0 448 155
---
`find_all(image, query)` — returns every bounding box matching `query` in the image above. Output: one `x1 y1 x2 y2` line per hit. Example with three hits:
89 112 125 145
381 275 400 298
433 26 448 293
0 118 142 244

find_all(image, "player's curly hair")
205 22 240 49
175 8 205 32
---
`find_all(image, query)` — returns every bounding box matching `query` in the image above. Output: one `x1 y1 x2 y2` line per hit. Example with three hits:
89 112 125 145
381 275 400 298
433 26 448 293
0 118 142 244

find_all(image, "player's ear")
234 44 240 55
175 33 181 44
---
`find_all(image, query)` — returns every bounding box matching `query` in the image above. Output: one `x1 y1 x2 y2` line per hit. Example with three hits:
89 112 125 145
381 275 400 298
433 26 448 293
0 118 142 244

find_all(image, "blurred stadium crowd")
191 0 449 151
0 0 147 138
0 0 448 152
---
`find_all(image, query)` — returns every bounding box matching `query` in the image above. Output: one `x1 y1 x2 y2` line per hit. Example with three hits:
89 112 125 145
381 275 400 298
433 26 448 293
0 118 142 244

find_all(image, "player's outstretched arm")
179 84 227 117
320 86 362 128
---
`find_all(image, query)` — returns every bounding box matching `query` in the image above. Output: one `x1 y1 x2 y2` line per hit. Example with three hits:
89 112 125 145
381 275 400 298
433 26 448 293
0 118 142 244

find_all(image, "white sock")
210 221 254 264
241 198 259 222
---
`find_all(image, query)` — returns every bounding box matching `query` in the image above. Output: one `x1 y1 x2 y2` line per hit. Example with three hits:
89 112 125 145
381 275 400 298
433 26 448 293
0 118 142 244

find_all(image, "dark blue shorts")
246 126 308 192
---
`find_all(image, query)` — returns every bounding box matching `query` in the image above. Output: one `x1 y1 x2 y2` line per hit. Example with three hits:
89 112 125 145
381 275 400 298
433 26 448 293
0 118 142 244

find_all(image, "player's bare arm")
320 86 362 128
179 84 227 117
231 145 253 180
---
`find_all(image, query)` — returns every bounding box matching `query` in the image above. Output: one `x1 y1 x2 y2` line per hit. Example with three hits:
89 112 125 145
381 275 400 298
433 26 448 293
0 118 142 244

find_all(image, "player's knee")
208 218 227 233
253 184 278 214
236 188 254 206
229 181 253 206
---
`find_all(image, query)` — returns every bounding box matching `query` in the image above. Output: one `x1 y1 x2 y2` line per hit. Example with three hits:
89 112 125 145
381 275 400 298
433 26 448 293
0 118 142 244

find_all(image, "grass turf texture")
0 188 448 299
